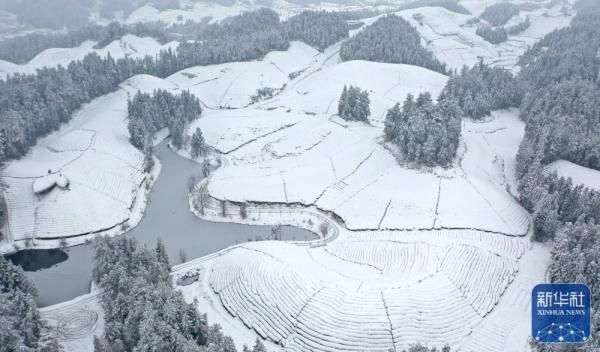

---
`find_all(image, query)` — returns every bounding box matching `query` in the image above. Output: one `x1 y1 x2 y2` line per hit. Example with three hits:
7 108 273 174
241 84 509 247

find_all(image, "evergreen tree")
190 128 206 159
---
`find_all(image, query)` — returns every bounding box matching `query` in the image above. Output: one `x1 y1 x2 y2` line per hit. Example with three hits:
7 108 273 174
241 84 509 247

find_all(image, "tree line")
513 1 600 348
339 15 447 74
0 9 349 66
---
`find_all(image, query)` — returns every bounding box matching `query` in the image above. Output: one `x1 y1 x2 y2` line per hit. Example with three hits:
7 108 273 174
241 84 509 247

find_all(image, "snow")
544 160 600 191
0 74 174 249
393 6 573 71
173 44 537 350
9 3 565 350
126 2 248 25
32 173 69 194
0 35 178 79
40 292 104 352
167 41 319 109
203 109 529 235
258 60 448 124
170 226 537 352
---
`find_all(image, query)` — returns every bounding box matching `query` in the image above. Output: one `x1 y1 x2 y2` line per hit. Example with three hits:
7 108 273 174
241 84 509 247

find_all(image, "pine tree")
190 128 206 159
155 238 169 267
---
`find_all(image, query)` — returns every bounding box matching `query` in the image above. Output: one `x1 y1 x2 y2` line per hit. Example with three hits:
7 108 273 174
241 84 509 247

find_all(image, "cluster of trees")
176 9 289 68
92 236 228 351
517 79 600 177
339 15 447 74
285 11 349 50
475 25 508 44
479 3 520 26
384 93 461 167
338 86 371 122
0 256 61 351
519 173 600 241
440 60 522 119
507 16 531 35
397 0 470 14
92 236 268 352
127 89 202 156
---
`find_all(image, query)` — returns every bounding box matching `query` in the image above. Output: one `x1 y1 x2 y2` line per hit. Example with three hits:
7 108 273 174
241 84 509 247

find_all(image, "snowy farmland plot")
0 74 176 248
167 42 319 109
394 5 572 71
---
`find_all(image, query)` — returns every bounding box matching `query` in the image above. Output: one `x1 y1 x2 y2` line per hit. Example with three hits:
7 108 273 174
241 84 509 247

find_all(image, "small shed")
33 173 69 194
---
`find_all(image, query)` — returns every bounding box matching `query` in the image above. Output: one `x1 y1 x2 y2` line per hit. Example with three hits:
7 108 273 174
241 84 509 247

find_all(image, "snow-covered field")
199 106 528 235
0 75 173 252
0 34 178 79
40 292 104 352
544 160 600 191
167 41 319 109
175 227 548 352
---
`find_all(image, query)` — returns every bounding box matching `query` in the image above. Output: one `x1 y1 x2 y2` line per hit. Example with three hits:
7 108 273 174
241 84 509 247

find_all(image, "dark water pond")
7 141 315 307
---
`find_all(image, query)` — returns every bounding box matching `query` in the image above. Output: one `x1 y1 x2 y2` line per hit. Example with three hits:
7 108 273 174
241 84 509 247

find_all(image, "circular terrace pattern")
209 234 521 351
